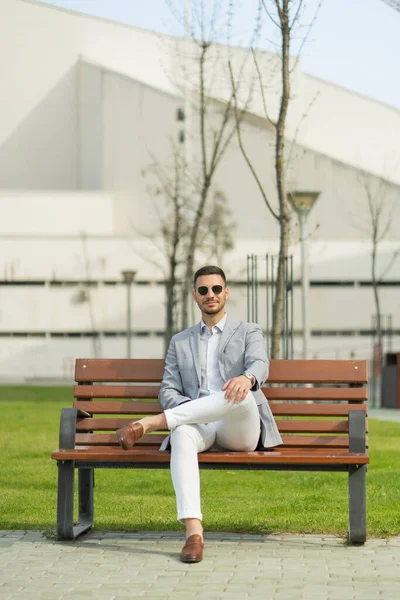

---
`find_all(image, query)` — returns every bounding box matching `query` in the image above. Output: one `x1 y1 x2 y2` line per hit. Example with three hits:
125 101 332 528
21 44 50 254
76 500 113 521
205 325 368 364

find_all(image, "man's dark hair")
193 265 227 288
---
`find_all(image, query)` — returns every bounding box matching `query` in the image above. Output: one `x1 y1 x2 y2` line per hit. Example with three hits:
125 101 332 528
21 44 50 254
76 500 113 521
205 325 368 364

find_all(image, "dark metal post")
246 254 293 357
348 409 367 543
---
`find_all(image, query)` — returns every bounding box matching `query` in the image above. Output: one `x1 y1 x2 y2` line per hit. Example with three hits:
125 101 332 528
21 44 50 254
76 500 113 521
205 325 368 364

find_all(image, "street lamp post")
287 191 320 359
121 270 136 358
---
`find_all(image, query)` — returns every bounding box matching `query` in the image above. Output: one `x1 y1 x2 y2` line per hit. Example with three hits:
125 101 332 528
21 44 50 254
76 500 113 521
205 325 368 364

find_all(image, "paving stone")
1 532 400 599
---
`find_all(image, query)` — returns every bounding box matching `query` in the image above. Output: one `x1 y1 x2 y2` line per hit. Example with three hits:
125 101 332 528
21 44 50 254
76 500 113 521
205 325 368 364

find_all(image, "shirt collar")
200 313 227 333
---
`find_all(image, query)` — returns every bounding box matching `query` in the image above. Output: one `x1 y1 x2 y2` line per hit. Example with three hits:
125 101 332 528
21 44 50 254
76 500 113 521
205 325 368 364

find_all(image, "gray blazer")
159 316 282 449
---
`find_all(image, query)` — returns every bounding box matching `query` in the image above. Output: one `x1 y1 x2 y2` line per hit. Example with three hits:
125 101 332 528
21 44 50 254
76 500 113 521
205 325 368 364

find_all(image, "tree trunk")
165 169 182 350
271 213 290 358
181 181 211 329
371 230 383 377
271 1 291 359
164 259 177 353
181 43 211 330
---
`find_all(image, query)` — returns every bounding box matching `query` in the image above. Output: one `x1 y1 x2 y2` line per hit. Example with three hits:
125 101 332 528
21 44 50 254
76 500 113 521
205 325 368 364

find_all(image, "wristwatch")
243 372 255 386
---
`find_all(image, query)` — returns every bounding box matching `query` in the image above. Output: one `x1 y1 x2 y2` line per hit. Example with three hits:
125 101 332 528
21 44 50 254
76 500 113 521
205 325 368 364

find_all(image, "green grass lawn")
1 386 399 538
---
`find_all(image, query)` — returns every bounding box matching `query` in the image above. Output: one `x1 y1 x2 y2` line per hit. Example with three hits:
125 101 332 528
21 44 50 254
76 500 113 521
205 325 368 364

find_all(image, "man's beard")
201 299 225 315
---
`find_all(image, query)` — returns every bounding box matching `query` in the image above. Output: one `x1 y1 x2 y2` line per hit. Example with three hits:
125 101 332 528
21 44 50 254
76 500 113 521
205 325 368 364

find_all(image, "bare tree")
140 149 187 351
230 0 321 358
165 0 259 329
142 149 235 351
359 174 400 376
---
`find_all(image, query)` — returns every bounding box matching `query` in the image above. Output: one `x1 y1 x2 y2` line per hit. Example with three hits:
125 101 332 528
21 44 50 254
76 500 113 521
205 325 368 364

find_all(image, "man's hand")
221 376 252 403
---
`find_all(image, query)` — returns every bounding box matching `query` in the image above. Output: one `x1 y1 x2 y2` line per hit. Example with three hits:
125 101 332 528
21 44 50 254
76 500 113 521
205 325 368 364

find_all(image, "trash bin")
381 352 400 408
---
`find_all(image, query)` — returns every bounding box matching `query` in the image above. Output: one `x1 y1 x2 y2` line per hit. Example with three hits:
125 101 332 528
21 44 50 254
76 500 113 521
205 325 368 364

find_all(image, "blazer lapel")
218 317 240 378
189 325 201 385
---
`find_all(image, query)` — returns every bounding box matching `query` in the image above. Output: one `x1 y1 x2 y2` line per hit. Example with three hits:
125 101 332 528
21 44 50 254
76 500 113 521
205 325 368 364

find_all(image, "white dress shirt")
198 313 227 397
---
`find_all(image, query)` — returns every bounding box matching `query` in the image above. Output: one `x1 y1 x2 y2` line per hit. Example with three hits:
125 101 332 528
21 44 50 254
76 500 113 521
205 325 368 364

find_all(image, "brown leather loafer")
116 422 144 450
180 535 204 563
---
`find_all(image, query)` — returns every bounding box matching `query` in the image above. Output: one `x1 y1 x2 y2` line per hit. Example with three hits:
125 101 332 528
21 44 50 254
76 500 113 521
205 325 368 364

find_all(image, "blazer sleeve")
244 323 269 389
158 335 191 410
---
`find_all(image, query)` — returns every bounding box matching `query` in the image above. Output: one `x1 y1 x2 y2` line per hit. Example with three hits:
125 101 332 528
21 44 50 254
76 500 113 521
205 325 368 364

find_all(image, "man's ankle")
184 518 203 540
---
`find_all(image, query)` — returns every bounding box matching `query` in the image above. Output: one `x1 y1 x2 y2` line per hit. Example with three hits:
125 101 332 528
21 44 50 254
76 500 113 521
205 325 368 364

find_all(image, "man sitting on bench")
116 265 282 562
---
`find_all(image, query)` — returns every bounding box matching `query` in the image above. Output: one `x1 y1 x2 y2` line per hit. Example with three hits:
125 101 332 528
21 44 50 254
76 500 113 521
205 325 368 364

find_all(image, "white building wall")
299 74 400 185
1 0 399 192
77 66 400 240
101 67 180 233
0 191 113 236
78 62 103 189
0 0 175 190
0 284 166 333
0 337 165 381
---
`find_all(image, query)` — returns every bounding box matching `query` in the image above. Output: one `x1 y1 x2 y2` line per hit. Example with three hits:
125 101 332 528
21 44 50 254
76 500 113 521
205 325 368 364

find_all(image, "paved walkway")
369 408 400 423
1 530 400 600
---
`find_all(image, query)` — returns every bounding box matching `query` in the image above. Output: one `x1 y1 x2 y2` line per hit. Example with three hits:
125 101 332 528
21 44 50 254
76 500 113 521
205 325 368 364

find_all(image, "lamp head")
287 191 320 218
121 270 137 284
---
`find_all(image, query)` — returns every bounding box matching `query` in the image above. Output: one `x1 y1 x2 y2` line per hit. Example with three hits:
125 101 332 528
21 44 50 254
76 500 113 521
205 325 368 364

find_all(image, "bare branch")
289 0 305 30
229 61 279 221
285 90 320 171
207 94 235 176
290 0 323 73
378 247 400 282
199 42 209 183
251 47 276 128
261 0 281 29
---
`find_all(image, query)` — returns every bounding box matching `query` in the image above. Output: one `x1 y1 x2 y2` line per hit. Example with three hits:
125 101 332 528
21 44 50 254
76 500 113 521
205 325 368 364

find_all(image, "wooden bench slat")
271 404 367 416
75 359 165 382
75 359 367 385
73 385 367 402
73 401 366 417
75 417 353 434
74 385 161 399
277 421 350 433
281 435 351 448
75 433 357 448
73 401 162 414
267 360 367 384
51 446 369 465
75 433 166 446
263 387 367 401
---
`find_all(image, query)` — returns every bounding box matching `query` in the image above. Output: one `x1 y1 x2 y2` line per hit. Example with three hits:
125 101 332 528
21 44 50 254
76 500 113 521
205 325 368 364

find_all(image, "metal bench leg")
348 464 367 544
56 460 75 540
76 468 94 537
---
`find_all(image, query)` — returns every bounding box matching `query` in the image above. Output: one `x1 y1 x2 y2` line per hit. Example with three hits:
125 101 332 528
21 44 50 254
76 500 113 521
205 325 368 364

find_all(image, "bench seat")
52 446 369 465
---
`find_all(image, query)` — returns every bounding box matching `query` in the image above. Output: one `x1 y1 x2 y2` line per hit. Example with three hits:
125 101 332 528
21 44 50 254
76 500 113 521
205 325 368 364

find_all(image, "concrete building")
0 0 399 380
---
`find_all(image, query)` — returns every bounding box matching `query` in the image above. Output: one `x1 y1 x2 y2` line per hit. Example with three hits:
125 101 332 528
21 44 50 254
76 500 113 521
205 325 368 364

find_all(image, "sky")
38 0 400 109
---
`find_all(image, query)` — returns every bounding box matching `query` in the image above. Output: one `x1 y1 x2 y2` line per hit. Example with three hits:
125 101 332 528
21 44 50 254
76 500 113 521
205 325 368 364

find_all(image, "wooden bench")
51 358 369 544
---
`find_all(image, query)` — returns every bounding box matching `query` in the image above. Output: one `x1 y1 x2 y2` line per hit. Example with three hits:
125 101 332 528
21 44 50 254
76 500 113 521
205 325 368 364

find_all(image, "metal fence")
247 254 294 359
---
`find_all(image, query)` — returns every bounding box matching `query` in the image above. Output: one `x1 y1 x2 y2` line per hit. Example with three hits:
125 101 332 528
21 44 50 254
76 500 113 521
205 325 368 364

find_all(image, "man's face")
192 274 229 317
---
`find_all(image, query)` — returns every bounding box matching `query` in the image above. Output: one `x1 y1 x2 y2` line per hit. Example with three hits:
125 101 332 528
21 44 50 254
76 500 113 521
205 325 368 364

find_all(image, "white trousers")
164 391 260 522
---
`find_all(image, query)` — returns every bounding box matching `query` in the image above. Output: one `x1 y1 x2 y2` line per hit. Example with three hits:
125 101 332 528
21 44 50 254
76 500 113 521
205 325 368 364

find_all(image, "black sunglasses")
197 285 224 296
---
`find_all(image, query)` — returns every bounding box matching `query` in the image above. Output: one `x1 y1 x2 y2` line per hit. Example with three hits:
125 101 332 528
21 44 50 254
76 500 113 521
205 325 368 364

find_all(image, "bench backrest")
72 359 368 452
